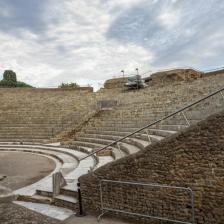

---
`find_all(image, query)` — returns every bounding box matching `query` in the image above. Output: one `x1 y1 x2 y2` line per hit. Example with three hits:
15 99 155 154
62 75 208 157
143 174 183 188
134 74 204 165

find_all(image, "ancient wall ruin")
149 69 203 85
80 110 224 224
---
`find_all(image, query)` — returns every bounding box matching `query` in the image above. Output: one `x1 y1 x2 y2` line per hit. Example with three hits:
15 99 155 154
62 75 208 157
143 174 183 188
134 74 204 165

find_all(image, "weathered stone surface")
150 69 203 85
80 110 224 224
104 78 128 89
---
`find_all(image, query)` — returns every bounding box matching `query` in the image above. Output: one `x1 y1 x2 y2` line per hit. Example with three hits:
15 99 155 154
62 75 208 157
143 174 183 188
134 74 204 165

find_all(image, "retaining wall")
80 110 224 224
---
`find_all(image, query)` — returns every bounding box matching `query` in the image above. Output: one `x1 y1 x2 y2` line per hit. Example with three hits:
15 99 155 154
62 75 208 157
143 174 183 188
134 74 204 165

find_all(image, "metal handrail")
80 87 224 161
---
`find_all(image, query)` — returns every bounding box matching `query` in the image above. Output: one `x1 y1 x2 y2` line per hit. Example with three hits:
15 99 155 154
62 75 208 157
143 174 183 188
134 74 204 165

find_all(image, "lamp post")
121 70 124 78
136 68 139 90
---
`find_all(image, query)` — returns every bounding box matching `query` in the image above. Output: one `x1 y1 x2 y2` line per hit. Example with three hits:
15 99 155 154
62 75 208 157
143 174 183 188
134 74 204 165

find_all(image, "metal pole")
189 188 195 224
76 182 86 217
145 129 151 143
117 142 123 156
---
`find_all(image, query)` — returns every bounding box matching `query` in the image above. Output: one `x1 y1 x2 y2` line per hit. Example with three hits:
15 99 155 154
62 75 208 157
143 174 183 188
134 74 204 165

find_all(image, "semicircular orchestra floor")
0 151 56 190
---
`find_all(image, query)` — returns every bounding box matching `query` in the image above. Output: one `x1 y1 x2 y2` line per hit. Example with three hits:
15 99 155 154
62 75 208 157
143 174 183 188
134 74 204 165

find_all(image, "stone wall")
0 86 93 92
150 69 203 85
0 87 97 142
80 110 224 224
104 77 128 89
204 69 224 77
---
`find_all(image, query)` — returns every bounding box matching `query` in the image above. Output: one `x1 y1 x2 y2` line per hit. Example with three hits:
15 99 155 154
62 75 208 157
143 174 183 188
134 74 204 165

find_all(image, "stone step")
86 118 200 129
68 141 125 159
75 136 114 146
0 138 47 143
54 194 78 210
0 133 51 138
135 133 164 143
126 138 149 150
118 142 141 154
147 129 177 137
83 128 175 139
76 135 150 155
94 156 114 169
17 194 53 205
155 124 188 131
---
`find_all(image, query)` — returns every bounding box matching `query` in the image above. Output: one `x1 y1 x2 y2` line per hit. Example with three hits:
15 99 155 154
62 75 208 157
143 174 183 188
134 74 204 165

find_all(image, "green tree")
3 70 17 82
0 70 32 88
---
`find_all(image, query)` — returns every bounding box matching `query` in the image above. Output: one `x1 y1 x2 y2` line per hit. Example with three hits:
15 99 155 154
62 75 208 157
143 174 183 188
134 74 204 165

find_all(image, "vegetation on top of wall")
58 82 80 88
0 70 32 88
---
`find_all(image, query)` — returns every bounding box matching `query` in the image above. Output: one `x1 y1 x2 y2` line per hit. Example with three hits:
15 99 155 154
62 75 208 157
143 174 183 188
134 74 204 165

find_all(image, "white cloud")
157 5 180 29
0 0 224 90
0 0 154 89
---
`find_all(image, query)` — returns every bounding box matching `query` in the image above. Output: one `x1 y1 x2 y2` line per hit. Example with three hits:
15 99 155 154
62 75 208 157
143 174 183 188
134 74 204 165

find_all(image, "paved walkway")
64 214 132 224
15 201 74 221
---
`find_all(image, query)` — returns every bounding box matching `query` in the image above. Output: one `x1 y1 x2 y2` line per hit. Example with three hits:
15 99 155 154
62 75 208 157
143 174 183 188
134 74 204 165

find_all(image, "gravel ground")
0 203 62 224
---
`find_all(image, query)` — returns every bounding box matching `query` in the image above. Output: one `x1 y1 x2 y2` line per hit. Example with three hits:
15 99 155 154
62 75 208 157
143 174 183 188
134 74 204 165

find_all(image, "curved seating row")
0 143 104 210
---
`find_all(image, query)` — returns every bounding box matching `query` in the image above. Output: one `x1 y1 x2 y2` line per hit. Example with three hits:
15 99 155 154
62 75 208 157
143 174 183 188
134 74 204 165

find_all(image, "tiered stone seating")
63 74 224 162
0 143 100 210
0 73 223 214
0 88 97 142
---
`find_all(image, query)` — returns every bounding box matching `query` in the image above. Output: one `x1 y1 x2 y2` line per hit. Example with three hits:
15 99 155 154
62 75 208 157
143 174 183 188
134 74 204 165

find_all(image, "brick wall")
80 110 224 224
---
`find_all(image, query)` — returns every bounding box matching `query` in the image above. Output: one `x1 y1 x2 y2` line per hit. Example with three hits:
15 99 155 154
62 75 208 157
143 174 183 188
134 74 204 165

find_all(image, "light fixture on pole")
136 68 139 75
121 70 124 78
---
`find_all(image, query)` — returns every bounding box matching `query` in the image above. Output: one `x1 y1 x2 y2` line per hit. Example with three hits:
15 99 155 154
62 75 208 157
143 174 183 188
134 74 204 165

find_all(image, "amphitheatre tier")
0 70 223 223
0 151 56 190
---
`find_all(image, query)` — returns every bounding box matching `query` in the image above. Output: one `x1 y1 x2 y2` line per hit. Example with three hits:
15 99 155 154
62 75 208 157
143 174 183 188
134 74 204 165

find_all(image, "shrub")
58 82 80 88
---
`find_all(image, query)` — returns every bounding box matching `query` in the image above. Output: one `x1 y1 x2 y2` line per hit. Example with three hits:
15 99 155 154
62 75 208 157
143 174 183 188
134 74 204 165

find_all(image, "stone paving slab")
15 201 74 221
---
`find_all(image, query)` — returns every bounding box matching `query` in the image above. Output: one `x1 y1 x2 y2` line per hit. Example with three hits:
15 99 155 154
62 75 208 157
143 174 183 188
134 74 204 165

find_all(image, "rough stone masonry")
80 110 224 224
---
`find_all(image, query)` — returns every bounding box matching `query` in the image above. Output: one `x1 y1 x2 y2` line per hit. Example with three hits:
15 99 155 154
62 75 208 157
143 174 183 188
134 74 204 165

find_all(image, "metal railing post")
189 188 195 224
145 129 151 143
117 142 123 156
220 91 224 100
181 112 190 126
76 182 86 217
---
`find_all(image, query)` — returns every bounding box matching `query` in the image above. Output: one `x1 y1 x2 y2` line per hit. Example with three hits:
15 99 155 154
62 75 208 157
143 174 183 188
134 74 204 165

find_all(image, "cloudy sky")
0 0 224 89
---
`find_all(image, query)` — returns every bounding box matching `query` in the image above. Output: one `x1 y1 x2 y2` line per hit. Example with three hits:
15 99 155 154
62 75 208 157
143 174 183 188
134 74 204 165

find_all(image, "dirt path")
0 151 56 190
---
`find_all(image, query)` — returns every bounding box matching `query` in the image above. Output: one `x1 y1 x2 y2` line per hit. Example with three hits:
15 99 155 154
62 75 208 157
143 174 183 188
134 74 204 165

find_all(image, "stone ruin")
149 68 203 85
104 77 128 89
102 68 203 90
